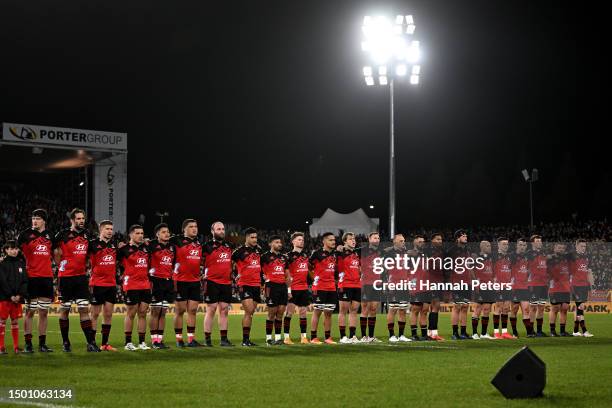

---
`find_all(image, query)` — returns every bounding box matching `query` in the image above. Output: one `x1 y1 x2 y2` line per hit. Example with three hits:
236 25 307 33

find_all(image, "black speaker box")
491 346 546 399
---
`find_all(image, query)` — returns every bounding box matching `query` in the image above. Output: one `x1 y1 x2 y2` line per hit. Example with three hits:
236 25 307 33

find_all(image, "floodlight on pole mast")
361 14 421 239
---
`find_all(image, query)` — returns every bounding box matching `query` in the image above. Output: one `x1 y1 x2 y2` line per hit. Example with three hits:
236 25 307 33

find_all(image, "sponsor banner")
43 303 272 316
93 154 127 232
2 122 127 151
438 302 611 314
43 302 611 316
589 290 611 302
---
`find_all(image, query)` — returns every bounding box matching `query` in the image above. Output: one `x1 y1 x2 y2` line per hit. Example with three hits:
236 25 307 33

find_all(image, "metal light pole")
521 169 539 231
361 15 421 240
389 78 395 239
155 211 169 224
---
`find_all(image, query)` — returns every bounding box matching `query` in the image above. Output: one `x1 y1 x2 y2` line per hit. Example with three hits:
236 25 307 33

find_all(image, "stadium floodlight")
521 169 539 231
361 13 423 238
155 210 169 223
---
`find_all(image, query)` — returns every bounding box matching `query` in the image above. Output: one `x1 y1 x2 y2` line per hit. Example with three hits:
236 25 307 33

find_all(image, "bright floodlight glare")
412 65 421 75
406 40 420 62
410 74 419 85
361 13 421 85
362 16 396 64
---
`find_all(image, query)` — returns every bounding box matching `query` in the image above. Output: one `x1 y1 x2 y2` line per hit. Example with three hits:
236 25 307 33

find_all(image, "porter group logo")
9 126 38 140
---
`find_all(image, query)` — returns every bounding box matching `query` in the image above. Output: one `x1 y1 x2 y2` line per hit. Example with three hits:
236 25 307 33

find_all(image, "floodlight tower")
521 169 539 231
361 15 421 239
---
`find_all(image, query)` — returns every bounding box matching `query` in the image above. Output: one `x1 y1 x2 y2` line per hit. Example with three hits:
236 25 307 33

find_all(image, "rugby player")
548 242 571 336
337 232 361 344
385 234 410 342
310 232 338 344
232 227 262 347
448 230 472 340
283 232 310 344
203 222 234 347
359 232 383 343
89 220 119 351
570 239 594 337
425 233 445 341
493 237 514 339
527 235 548 337
171 219 203 347
54 208 99 352
261 235 290 346
17 209 54 353
118 224 151 350
148 223 175 349
409 235 430 341
510 238 534 337
471 240 495 339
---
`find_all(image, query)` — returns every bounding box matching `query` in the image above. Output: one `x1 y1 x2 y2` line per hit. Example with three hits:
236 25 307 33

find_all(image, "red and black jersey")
385 247 409 284
309 249 337 291
17 228 53 278
448 244 472 284
409 249 428 294
527 249 548 286
548 254 570 293
261 251 288 284
475 253 494 284
493 252 513 284
337 248 361 289
232 245 262 287
170 236 202 282
88 238 117 287
569 252 590 287
424 245 446 283
360 246 383 286
511 253 530 290
54 229 90 277
285 250 309 290
202 240 233 285
148 239 175 279
117 243 150 291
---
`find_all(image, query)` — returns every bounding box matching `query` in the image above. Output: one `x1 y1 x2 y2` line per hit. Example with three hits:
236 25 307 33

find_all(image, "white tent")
309 208 379 237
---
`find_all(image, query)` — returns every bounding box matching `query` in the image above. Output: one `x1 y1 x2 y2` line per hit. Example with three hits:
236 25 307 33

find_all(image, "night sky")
1 1 603 232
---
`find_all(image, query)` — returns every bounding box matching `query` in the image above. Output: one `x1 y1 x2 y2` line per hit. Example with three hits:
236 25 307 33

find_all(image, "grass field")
0 313 611 408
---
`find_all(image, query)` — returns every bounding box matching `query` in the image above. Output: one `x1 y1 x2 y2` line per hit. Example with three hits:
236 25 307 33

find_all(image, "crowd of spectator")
0 189 610 290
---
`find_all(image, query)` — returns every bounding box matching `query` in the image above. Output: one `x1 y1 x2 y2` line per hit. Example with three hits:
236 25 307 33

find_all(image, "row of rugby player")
9 208 594 353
